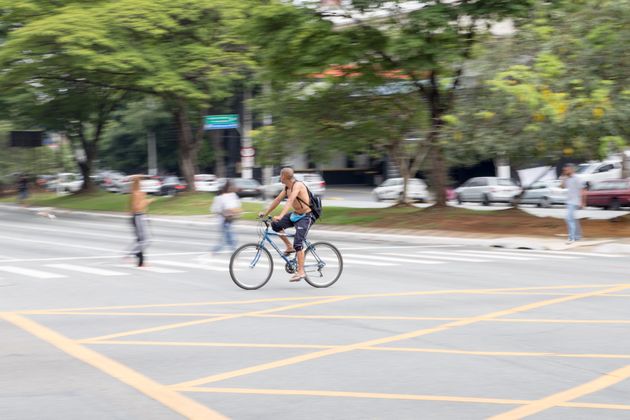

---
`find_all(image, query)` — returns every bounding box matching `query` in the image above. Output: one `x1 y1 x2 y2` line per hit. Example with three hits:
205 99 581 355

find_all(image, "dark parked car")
585 179 630 210
218 178 263 198
158 176 187 196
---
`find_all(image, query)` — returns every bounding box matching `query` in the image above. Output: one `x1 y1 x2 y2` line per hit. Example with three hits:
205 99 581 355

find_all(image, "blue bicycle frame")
252 219 324 274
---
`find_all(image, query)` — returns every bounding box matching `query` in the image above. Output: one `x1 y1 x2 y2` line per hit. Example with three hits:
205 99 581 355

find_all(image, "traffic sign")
204 114 239 130
240 147 255 158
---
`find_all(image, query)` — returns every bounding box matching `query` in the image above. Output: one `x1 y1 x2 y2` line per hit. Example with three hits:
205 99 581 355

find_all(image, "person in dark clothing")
17 176 28 205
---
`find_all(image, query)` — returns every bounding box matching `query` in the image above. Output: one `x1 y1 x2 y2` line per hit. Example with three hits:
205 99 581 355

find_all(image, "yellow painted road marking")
79 283 604 343
0 312 227 420
79 296 351 343
22 283 621 314
182 386 530 405
490 363 630 419
32 311 630 325
171 284 630 389
87 340 630 360
178 387 630 411
91 340 334 350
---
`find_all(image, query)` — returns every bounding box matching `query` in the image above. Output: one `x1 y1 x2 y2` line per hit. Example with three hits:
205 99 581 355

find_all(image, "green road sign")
204 114 239 130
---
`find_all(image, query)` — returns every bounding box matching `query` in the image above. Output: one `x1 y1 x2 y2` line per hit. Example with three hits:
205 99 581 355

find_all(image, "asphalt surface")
1 206 630 419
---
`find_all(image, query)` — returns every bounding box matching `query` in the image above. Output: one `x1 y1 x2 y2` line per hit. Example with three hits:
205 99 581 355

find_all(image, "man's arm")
260 189 287 217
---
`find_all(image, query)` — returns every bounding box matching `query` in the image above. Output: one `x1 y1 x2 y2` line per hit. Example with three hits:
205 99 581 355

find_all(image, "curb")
0 203 616 251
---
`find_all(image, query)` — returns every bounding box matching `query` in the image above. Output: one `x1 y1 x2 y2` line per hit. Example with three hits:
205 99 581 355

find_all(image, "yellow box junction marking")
0 312 227 420
171 284 630 389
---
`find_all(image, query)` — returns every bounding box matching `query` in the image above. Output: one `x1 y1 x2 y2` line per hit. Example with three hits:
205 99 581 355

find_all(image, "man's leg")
291 215 313 279
271 214 295 253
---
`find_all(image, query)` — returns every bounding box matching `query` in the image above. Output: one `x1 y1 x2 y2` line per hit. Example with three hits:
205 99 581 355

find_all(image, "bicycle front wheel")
304 242 343 288
229 244 274 290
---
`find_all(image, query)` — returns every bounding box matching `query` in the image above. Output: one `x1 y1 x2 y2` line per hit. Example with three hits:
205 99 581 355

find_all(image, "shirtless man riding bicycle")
259 167 315 282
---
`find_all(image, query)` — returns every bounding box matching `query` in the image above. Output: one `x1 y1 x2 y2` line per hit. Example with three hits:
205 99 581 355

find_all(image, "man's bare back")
286 181 311 214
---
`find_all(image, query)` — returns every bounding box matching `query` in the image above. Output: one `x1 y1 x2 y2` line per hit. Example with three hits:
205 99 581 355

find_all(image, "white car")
55 173 83 193
194 174 219 193
575 160 622 189
263 173 326 199
118 175 162 194
455 177 522 206
519 179 567 207
372 178 430 202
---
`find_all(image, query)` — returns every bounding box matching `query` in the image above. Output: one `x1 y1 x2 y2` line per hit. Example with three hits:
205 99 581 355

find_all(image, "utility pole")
241 87 254 179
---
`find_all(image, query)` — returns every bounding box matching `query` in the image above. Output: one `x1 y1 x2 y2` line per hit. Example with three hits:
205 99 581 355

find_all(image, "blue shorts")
271 212 314 251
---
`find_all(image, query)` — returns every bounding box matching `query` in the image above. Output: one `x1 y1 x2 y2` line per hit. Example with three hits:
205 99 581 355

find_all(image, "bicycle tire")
229 243 274 290
304 242 343 288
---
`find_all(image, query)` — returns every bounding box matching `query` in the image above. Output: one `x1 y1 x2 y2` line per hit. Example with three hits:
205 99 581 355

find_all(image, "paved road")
1 207 630 419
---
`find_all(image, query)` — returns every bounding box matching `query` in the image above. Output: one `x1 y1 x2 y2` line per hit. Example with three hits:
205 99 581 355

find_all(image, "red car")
585 179 630 210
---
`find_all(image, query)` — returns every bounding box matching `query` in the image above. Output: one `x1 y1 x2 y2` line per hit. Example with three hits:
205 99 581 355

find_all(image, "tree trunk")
429 137 448 207
397 155 411 206
174 103 198 192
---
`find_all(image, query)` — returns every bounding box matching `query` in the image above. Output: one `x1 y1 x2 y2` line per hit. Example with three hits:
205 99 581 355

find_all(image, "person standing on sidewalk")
129 176 155 267
561 163 586 244
210 179 242 256
17 175 28 206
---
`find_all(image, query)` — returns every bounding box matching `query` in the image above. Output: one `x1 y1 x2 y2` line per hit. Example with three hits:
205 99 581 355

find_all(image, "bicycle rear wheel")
229 244 274 290
303 242 343 288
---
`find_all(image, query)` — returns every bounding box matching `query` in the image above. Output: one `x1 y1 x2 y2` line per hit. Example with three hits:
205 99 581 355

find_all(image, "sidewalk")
2 203 622 252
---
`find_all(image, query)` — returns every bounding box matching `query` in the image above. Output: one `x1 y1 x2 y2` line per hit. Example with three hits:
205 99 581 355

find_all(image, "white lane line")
152 260 228 272
45 264 128 276
381 252 490 263
113 265 185 274
473 250 578 259
443 251 535 261
0 266 66 279
343 253 443 265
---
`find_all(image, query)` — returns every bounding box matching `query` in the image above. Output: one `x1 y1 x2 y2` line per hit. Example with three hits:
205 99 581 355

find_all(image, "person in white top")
210 179 242 254
560 163 586 244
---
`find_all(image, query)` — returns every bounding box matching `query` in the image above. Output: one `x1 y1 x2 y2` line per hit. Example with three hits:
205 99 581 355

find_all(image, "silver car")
520 179 567 207
372 177 430 202
263 173 326 199
455 177 522 206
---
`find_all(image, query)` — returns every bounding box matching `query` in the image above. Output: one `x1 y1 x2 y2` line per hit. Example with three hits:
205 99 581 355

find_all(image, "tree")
252 80 427 203
77 0 255 189
249 0 535 206
441 0 630 182
0 1 128 191
0 0 256 191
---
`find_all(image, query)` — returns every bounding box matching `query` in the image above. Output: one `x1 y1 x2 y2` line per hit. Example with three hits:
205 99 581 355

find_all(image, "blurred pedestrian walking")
210 179 242 255
17 175 28 205
129 176 155 267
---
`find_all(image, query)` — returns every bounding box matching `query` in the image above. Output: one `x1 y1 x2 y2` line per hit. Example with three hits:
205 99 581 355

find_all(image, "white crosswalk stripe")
340 258 396 267
382 252 490 263
442 251 535 261
45 264 128 276
152 260 228 272
343 253 443 265
0 266 65 279
480 250 578 259
113 264 185 274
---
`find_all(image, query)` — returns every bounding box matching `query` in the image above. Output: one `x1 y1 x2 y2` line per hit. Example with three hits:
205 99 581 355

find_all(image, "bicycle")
229 216 343 290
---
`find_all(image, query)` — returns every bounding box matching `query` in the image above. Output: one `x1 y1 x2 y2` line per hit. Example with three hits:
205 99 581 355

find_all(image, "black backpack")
286 182 322 221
